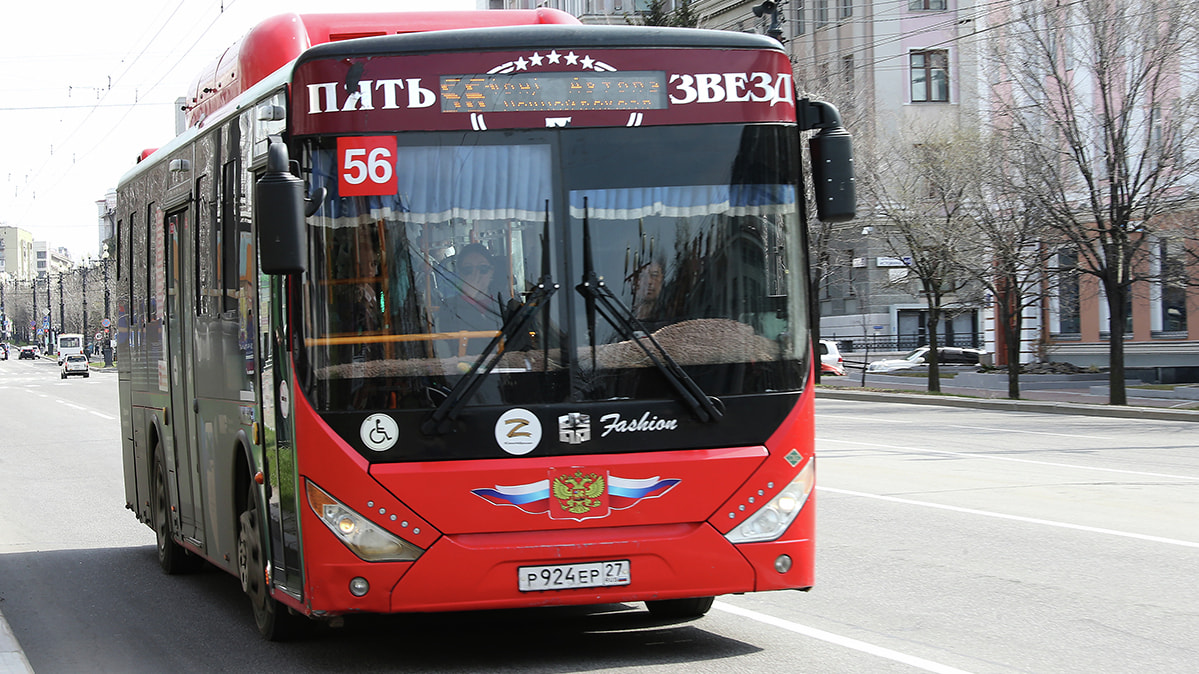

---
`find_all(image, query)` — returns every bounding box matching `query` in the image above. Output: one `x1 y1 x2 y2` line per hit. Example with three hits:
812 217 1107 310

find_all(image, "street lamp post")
31 278 38 346
46 275 52 354
82 262 90 357
102 248 112 367
58 273 65 350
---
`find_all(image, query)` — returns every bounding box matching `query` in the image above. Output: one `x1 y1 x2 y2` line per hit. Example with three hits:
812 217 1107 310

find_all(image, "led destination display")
440 71 667 112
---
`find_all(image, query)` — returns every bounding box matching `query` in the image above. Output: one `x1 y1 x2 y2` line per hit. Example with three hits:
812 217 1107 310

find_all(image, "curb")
815 387 1199 422
0 609 33 674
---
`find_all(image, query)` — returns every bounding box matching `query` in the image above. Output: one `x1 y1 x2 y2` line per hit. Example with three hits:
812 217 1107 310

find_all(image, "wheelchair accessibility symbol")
360 414 399 452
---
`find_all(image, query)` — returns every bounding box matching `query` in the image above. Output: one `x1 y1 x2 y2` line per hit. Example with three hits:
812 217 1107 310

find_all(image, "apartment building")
0 226 36 282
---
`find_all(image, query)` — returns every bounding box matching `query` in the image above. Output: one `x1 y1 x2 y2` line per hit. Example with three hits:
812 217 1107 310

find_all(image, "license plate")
518 560 631 592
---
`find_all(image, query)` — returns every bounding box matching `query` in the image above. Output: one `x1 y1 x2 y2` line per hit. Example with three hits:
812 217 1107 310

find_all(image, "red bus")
117 10 855 640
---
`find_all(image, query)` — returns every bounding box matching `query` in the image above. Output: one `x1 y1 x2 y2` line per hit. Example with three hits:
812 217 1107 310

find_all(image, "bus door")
258 271 303 596
165 207 204 546
250 141 303 595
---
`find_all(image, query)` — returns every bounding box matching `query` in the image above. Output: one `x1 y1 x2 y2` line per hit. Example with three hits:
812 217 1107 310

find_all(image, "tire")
238 482 308 641
151 447 200 574
61 372 66 379
645 596 715 619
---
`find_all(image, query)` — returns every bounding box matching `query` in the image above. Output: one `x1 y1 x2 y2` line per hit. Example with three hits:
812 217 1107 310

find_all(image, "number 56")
338 136 397 196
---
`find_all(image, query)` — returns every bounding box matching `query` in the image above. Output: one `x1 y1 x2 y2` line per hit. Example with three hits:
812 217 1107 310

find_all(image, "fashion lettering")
599 412 679 437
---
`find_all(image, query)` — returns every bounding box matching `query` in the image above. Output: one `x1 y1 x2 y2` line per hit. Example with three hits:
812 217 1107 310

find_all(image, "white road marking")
714 601 975 674
818 437 1199 481
819 486 1199 548
820 413 1109 439
819 437 1198 481
942 424 1109 439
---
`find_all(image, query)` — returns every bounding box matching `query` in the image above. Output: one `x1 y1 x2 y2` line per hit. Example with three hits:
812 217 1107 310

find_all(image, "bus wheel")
238 483 307 641
645 596 715 619
151 448 198 574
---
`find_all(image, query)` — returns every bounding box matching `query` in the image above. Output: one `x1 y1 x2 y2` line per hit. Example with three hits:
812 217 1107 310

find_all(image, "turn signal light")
305 481 424 562
725 459 815 544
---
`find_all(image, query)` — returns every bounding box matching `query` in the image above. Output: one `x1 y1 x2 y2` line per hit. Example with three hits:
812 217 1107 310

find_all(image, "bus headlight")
725 458 814 544
306 481 424 562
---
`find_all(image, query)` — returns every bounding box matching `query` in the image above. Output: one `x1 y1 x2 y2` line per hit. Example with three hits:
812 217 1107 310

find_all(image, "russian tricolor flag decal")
472 472 680 521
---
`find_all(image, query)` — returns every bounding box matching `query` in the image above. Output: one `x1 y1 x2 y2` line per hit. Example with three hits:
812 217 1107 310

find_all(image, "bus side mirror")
800 99 856 223
255 139 308 275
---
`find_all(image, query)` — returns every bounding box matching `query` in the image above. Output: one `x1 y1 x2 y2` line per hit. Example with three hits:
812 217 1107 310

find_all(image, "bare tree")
950 129 1057 399
987 0 1199 405
862 122 979 393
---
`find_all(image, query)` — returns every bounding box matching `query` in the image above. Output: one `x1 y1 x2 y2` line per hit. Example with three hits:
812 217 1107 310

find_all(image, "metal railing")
827 334 982 354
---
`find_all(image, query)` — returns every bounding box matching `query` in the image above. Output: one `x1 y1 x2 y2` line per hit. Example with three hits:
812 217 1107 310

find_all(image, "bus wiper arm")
575 206 722 424
575 275 722 423
422 281 557 435
422 208 559 435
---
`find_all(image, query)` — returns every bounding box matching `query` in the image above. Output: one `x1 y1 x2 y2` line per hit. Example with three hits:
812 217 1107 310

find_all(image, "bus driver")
438 244 504 334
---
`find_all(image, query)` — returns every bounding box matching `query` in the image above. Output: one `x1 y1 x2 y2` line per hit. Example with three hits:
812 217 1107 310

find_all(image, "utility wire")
8 0 242 229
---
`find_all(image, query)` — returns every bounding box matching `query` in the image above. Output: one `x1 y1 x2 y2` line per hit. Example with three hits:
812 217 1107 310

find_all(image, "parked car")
19 346 38 360
818 340 846 376
61 354 90 379
867 346 986 373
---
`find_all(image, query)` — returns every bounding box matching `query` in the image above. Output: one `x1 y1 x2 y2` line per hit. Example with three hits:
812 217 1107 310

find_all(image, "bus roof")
185 10 579 128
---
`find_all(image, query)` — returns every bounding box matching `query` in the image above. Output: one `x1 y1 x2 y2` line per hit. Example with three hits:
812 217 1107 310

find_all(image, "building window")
1160 240 1188 333
795 1 805 35
910 50 949 102
909 0 947 10
816 0 828 27
840 0 852 19
1054 250 1081 336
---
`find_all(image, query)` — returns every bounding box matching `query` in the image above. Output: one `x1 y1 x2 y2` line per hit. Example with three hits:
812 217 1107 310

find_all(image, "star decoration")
529 52 545 66
514 57 528 71
564 51 579 65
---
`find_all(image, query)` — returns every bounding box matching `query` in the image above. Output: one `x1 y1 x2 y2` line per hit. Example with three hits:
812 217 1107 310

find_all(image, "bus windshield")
297 124 808 412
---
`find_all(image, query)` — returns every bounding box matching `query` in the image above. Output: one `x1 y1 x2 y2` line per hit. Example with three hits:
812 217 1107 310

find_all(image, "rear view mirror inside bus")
255 139 309 275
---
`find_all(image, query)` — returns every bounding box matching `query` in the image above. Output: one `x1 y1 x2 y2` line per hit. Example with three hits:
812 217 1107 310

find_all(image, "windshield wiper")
575 198 723 423
423 205 559 435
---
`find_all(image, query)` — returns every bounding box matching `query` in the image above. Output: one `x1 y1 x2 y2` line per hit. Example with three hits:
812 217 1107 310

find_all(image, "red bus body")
118 11 848 639
290 386 816 615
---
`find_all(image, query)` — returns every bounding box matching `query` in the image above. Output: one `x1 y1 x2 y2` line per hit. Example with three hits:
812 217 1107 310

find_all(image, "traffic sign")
101 318 111 328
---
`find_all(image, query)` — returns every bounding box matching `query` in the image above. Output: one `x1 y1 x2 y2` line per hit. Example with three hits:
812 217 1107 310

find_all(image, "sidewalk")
818 371 1199 422
0 611 32 674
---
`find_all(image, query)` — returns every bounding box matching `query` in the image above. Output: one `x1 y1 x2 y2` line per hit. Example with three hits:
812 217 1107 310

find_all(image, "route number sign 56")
338 136 398 197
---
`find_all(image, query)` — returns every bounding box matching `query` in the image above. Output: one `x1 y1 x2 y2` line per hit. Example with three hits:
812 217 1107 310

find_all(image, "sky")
0 0 474 261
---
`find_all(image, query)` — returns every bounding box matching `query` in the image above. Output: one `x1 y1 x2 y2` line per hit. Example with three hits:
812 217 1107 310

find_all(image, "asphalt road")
0 357 1195 672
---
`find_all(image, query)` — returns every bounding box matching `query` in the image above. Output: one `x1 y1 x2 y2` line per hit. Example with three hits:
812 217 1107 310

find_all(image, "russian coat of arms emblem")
551 470 607 518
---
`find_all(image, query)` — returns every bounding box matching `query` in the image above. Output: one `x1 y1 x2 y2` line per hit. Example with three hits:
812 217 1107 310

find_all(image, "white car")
61 354 90 379
867 346 986 373
818 340 846 376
